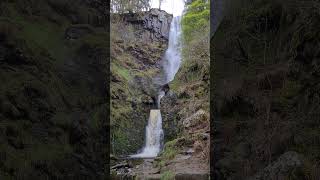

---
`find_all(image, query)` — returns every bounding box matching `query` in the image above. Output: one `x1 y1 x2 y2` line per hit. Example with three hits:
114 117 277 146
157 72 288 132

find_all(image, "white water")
131 2 184 158
157 91 165 108
130 110 164 158
163 16 182 83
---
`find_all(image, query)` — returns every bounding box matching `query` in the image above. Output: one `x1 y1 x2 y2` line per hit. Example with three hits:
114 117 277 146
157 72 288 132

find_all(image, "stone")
183 109 208 128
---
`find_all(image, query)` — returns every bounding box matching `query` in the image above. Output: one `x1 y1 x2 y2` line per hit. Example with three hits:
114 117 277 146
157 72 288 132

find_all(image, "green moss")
111 63 131 81
157 139 179 168
160 170 175 180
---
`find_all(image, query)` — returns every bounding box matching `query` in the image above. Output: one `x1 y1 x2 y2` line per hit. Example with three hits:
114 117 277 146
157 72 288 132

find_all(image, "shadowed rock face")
123 9 173 41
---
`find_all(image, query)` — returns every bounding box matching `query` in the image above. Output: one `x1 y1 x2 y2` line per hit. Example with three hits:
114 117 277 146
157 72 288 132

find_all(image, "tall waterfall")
131 1 184 158
163 16 182 83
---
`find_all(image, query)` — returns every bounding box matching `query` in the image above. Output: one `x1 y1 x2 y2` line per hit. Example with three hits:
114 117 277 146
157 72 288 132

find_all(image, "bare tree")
111 0 151 13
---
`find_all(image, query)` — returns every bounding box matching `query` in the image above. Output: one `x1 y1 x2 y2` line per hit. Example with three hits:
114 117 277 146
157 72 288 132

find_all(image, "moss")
160 170 175 180
157 139 180 168
111 63 131 81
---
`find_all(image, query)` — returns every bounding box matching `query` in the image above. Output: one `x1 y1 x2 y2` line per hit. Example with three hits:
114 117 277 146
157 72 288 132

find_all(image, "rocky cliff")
110 8 172 157
0 0 107 179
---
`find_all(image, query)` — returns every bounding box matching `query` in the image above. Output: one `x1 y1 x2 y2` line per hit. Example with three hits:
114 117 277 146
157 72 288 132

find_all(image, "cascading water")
163 16 182 83
131 0 184 159
131 110 164 158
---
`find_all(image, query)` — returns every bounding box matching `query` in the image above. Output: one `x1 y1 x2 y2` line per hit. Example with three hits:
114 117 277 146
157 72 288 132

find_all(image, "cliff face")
0 0 107 179
124 9 172 41
110 9 172 157
212 0 320 179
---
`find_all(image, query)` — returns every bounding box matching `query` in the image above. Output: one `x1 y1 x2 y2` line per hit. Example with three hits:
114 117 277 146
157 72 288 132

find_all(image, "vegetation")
0 0 107 179
158 139 179 167
160 170 175 180
110 0 151 13
182 0 210 43
170 0 210 115
212 0 320 179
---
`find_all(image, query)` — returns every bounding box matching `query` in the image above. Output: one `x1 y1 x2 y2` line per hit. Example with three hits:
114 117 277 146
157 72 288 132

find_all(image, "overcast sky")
150 0 185 16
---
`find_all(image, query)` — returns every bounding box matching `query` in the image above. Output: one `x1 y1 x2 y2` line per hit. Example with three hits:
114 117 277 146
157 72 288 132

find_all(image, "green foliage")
160 170 175 180
171 0 210 114
182 0 210 43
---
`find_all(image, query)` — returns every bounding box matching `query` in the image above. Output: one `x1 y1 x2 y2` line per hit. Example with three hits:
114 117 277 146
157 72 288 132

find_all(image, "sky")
150 0 185 17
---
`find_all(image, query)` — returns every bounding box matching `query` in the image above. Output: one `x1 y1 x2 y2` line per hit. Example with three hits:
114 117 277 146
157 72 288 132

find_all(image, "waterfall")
163 16 182 83
131 1 184 158
131 110 164 158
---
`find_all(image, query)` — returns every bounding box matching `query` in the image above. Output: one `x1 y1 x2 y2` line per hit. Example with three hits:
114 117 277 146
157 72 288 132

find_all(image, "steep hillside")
0 0 108 179
212 0 320 179
110 9 172 157
157 0 210 178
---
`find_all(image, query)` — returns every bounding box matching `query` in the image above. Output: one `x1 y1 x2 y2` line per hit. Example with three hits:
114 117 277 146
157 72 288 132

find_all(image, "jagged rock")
122 8 172 41
248 151 303 180
143 9 172 40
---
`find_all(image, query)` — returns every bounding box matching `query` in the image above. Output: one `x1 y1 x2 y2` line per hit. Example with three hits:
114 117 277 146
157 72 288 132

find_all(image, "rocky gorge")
111 0 210 178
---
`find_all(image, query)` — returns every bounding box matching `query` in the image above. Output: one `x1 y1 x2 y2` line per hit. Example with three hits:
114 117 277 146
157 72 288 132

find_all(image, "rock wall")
110 9 172 157
123 9 172 41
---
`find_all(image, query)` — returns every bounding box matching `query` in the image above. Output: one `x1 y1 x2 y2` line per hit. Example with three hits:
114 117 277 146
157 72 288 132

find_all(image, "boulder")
183 109 208 128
